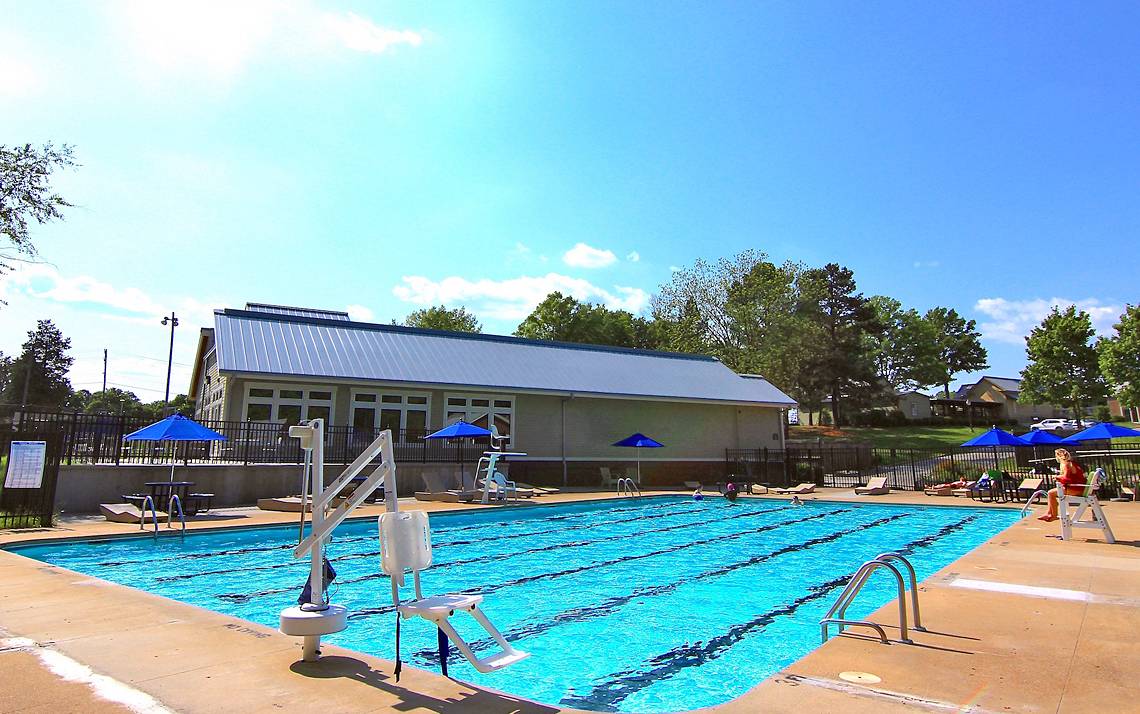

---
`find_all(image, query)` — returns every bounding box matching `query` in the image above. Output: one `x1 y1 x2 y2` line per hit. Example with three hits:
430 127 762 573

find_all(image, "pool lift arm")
279 419 395 661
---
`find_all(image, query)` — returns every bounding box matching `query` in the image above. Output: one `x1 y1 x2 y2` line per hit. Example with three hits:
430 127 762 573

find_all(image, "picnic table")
137 481 213 516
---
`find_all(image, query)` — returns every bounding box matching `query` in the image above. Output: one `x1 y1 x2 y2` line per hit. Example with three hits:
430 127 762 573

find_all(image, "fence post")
113 415 123 466
242 421 251 466
910 450 919 490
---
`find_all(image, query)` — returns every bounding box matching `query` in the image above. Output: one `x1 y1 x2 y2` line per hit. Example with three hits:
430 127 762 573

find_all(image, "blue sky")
1 1 1137 401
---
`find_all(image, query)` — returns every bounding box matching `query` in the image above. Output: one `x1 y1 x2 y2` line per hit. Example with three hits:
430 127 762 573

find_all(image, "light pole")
162 312 179 414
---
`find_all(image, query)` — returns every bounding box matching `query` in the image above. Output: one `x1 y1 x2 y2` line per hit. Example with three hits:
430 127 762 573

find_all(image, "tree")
866 296 942 393
650 296 708 355
514 292 656 348
141 393 194 418
82 388 145 415
1 143 77 274
1020 306 1107 419
0 351 12 396
1099 304 1140 411
3 319 74 409
797 264 880 424
724 259 809 391
924 307 988 397
404 305 482 333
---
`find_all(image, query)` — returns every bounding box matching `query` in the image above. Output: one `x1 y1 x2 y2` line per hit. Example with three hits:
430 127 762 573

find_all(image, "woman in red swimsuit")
1038 448 1085 522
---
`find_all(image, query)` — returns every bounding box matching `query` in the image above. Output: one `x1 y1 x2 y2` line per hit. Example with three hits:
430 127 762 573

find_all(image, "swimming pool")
11 497 1018 712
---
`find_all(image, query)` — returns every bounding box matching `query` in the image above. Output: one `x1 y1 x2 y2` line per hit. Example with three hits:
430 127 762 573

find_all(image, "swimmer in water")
724 481 739 503
790 495 803 507
693 487 704 501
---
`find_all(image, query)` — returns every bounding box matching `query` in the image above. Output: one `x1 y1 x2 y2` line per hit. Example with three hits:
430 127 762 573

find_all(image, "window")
242 384 336 424
443 393 515 445
351 390 431 439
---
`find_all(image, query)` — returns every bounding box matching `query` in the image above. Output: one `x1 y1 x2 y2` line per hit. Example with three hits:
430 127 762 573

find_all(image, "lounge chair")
951 481 977 498
599 467 618 488
854 476 890 496
684 480 702 490
99 502 167 523
924 484 954 496
257 496 311 512
774 482 815 495
1018 477 1044 502
414 472 479 503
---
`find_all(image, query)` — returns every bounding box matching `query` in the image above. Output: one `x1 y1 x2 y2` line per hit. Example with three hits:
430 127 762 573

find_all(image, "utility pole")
162 312 179 414
102 348 108 392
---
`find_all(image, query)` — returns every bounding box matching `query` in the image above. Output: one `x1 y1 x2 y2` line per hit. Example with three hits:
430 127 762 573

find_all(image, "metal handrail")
821 553 920 644
616 478 641 497
1020 489 1049 517
873 552 924 631
168 494 186 539
139 495 159 540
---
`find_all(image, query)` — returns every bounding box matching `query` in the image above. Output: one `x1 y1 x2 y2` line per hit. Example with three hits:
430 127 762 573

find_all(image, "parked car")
1030 418 1069 431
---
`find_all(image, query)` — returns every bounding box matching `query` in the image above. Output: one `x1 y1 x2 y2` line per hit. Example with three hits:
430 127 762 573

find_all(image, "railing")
6 410 492 466
616 478 641 497
168 494 186 539
821 552 924 645
139 495 159 539
728 443 1140 495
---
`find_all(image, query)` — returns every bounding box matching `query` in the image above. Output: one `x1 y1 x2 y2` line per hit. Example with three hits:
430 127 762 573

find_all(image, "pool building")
189 303 795 485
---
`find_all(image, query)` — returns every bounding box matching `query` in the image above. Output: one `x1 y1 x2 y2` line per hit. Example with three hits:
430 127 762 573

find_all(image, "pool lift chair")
1021 467 1115 543
279 419 394 661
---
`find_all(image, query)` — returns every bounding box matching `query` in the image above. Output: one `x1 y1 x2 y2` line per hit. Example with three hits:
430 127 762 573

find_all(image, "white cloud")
113 0 422 81
393 273 650 321
322 12 422 54
974 297 1123 345
626 251 641 263
345 304 375 322
669 265 682 272
913 260 940 269
562 242 617 269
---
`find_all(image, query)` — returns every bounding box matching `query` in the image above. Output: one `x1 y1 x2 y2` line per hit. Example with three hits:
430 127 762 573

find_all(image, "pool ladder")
1020 490 1049 517
168 494 186 540
820 552 924 645
616 478 641 498
139 496 159 540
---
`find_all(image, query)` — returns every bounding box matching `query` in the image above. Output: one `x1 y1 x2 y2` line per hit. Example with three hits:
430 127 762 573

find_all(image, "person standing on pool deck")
1038 448 1085 523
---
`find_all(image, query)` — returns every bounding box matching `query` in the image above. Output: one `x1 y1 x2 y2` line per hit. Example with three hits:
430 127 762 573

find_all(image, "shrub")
1094 405 1112 422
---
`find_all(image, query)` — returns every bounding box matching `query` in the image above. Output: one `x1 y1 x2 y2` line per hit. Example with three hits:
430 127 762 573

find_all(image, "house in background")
188 303 796 485
956 376 1069 423
1109 398 1139 423
895 391 931 420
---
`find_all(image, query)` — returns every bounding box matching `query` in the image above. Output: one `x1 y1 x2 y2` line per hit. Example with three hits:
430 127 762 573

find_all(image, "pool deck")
2 489 1138 713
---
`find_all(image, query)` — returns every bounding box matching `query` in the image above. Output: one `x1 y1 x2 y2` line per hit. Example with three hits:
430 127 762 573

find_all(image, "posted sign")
4 441 47 489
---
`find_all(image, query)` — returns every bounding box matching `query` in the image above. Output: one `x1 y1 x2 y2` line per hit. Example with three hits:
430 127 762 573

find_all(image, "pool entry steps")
277 420 529 675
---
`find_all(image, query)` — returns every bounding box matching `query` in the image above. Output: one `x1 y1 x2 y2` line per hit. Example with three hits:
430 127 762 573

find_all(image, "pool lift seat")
379 509 530 673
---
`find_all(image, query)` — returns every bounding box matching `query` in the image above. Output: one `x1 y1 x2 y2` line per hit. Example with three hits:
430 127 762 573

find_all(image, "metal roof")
981 376 1021 394
244 303 350 321
212 308 795 406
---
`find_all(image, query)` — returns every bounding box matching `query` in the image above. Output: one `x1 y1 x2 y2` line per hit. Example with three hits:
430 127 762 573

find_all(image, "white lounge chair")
599 466 618 488
1058 468 1115 543
855 477 890 496
774 482 816 495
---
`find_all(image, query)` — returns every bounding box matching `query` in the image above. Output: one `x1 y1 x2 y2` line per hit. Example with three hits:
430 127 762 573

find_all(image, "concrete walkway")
1 489 1138 713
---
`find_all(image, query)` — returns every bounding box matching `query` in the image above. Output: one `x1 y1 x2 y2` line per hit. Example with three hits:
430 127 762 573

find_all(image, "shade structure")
1019 429 1065 445
612 433 664 485
1063 422 1140 442
123 414 227 442
960 428 1027 448
424 420 492 440
122 414 228 497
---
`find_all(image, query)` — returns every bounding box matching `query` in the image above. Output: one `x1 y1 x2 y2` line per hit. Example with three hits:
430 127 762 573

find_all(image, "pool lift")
279 420 529 675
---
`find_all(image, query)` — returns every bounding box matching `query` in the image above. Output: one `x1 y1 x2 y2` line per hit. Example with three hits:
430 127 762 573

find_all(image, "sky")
1 1 1137 403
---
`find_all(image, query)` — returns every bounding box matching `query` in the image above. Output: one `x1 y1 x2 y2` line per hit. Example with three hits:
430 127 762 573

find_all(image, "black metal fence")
7 411 490 466
0 431 63 528
727 442 1140 496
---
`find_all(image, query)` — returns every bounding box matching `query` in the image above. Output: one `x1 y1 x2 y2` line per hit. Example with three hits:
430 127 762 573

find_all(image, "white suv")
1030 418 1069 431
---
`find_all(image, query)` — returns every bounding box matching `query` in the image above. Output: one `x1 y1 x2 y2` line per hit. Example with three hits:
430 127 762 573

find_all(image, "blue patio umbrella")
1019 429 1065 445
1063 422 1140 442
960 428 1027 447
613 433 664 483
961 427 1025 471
123 414 227 493
424 420 493 440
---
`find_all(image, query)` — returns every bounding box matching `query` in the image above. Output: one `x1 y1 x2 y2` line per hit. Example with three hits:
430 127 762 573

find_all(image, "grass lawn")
789 424 992 450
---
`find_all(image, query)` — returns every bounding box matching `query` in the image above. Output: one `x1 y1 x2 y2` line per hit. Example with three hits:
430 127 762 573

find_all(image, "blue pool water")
10 498 1018 712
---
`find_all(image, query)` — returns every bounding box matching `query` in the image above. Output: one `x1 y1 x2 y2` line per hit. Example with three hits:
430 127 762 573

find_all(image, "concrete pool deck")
1 489 1138 713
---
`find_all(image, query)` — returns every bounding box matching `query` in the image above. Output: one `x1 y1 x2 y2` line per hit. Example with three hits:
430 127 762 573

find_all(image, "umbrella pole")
637 446 641 485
